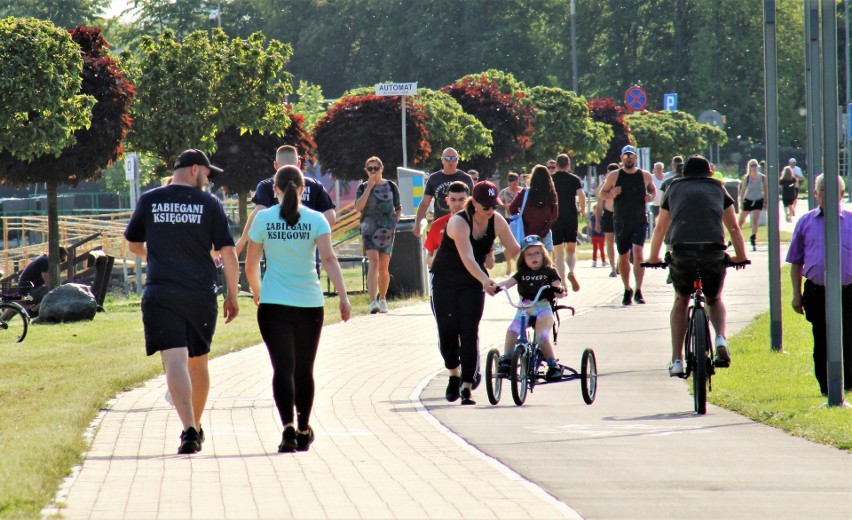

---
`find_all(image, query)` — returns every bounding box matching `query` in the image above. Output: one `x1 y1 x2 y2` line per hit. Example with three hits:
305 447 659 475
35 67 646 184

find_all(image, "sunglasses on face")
480 203 497 211
443 156 459 162
366 165 381 172
547 165 556 170
622 153 636 158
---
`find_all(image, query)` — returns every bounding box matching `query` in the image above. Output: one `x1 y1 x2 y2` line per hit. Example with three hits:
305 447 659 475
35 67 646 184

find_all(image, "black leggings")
257 304 324 430
431 283 485 383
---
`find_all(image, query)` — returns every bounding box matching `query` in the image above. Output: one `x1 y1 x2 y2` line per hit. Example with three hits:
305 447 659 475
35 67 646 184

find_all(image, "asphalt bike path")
428 245 851 519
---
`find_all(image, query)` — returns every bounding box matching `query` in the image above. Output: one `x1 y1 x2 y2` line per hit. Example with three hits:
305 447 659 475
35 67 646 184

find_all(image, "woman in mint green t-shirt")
245 165 351 453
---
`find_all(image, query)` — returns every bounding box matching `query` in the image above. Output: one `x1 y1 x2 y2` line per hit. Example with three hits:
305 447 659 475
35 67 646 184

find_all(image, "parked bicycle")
485 285 597 406
0 281 32 345
641 258 750 414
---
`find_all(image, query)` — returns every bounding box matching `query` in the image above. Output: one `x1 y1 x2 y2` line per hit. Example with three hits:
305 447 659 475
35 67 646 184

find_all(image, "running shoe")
591 261 597 268
633 289 645 304
714 337 731 367
369 301 380 314
567 272 580 292
546 366 564 381
446 376 461 402
460 388 476 405
609 270 618 278
472 370 481 390
622 288 634 305
279 426 298 453
378 299 389 313
178 427 201 454
497 358 511 376
296 427 314 452
668 359 684 377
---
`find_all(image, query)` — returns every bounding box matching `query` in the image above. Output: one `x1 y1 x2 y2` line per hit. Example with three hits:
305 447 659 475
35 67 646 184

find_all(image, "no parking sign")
624 85 648 112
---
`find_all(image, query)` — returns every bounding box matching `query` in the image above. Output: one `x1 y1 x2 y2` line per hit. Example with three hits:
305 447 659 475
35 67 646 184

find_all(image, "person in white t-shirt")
788 158 804 216
245 165 351 454
649 161 671 224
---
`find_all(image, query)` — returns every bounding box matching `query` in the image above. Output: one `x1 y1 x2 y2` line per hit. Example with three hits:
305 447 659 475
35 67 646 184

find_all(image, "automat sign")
375 82 418 96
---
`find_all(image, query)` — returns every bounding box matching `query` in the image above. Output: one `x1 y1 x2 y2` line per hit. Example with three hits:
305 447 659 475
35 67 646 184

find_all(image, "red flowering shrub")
313 94 430 181
441 77 535 175
588 97 632 175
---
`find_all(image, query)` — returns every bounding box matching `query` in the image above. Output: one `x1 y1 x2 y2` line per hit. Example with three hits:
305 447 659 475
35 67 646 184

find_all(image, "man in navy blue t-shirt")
235 145 336 256
124 149 240 454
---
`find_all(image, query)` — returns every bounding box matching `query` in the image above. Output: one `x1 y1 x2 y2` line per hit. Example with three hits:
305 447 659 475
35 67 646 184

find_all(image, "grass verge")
711 264 851 450
0 268 422 519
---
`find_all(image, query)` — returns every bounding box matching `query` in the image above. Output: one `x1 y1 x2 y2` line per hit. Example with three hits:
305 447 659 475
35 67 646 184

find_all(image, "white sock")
715 334 726 346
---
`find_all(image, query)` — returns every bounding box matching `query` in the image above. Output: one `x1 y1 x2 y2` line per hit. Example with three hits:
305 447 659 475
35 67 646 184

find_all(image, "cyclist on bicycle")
646 155 748 376
496 235 567 381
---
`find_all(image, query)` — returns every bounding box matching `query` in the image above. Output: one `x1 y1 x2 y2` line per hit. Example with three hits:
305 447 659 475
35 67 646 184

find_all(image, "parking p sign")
663 93 678 111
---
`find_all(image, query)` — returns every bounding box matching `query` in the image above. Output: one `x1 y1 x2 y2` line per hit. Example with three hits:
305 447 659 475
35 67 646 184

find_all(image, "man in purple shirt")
786 174 852 395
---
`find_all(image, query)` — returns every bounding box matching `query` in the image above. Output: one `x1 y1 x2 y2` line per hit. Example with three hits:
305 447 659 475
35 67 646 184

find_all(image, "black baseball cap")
173 149 223 178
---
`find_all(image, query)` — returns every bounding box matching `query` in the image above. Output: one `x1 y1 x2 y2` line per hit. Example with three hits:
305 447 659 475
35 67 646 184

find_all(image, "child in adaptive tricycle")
496 235 567 381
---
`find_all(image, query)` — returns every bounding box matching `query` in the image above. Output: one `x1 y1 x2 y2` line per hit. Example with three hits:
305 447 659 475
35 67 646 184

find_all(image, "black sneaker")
633 289 645 304
296 427 314 452
178 427 201 454
460 388 476 405
198 427 205 451
622 288 634 305
446 376 461 402
546 366 563 381
497 358 511 376
278 426 298 453
472 370 482 390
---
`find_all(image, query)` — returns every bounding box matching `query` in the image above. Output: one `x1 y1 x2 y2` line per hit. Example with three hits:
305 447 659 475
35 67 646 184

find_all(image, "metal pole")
845 0 851 182
806 0 822 209
570 0 578 93
820 0 846 406
217 0 222 28
401 95 408 168
763 0 783 352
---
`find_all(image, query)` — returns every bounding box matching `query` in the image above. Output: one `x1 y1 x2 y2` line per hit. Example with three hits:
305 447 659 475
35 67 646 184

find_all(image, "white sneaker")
668 359 684 377
378 299 389 313
369 301 380 314
591 261 597 268
715 336 731 366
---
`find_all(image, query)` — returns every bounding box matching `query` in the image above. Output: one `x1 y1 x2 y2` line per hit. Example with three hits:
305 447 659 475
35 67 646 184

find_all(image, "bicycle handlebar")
500 285 557 310
640 259 751 269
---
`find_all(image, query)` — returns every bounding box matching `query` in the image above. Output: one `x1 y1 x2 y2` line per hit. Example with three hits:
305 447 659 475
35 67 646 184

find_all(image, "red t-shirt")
424 213 452 254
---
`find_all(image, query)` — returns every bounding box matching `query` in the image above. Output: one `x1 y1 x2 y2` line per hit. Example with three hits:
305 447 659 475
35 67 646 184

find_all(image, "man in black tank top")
599 145 656 305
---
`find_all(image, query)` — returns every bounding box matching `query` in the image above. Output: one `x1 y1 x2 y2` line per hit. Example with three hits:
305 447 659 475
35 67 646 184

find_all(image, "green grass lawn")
711 264 852 449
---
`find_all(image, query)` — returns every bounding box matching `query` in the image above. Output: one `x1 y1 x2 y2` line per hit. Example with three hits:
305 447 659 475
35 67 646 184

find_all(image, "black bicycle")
0 282 32 345
485 286 597 406
642 258 749 414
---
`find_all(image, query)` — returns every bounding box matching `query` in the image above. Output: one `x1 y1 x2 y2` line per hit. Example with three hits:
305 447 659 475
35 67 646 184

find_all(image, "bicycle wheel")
581 348 597 405
691 308 710 414
485 349 502 405
510 345 529 406
0 302 29 344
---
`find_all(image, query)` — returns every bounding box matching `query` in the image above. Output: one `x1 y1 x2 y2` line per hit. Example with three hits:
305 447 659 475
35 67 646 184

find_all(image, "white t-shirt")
248 205 331 307
651 172 673 206
790 165 803 179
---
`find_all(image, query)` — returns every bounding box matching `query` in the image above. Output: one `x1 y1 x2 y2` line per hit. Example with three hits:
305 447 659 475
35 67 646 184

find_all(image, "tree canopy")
0 17 95 163
625 110 728 165
313 94 430 181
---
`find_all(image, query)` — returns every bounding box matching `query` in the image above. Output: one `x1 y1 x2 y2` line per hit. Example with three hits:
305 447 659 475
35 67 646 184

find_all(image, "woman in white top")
737 159 767 251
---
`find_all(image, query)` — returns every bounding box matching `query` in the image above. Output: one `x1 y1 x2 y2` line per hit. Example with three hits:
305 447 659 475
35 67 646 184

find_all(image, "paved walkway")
48 203 851 519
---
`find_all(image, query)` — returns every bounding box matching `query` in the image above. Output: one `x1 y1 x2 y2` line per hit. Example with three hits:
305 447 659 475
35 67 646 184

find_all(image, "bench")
329 255 368 295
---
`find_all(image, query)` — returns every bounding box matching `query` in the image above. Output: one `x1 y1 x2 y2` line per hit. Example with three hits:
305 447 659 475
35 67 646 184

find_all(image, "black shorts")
614 220 648 255
649 205 661 219
742 198 764 211
666 250 727 298
142 291 218 358
600 209 615 233
551 216 578 245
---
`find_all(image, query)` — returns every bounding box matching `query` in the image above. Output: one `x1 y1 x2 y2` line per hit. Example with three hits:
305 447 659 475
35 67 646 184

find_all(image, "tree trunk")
47 180 61 288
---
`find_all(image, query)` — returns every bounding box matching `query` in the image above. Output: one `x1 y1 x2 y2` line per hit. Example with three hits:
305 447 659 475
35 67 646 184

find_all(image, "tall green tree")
0 23 131 286
0 0 108 27
524 86 611 165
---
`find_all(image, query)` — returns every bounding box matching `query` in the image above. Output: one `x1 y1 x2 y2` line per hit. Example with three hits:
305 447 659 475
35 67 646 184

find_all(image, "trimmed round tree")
441 75 535 177
0 24 133 286
313 94 430 182
588 97 632 175
211 110 317 229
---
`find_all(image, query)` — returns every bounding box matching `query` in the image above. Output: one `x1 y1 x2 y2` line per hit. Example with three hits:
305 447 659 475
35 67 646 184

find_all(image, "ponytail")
274 166 304 227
